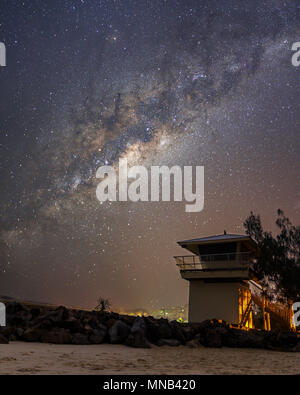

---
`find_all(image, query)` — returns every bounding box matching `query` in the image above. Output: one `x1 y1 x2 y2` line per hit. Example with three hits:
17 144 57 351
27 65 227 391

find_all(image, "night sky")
0 0 299 311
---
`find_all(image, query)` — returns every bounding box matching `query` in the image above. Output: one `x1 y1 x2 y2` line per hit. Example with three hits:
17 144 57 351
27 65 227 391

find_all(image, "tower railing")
174 252 253 271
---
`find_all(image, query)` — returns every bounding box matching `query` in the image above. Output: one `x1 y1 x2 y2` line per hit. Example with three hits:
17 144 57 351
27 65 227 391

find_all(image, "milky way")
0 0 299 310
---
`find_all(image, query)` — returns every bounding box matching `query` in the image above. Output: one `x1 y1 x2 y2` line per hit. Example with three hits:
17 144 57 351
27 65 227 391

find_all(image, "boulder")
144 318 161 344
186 338 202 348
157 338 181 347
78 310 91 324
109 320 130 344
157 320 173 339
125 318 151 348
32 306 68 328
0 326 14 340
5 301 24 315
7 309 32 327
83 324 93 333
0 333 9 344
200 328 222 348
292 341 300 352
275 332 299 349
30 307 41 319
32 319 54 331
104 318 117 329
56 316 82 332
181 325 195 341
170 321 186 344
86 317 100 329
55 306 69 321
23 328 42 342
265 331 300 351
132 317 146 334
224 329 266 349
122 315 136 327
125 333 151 348
89 325 107 344
33 310 60 327
72 333 90 345
41 329 72 344
16 328 24 339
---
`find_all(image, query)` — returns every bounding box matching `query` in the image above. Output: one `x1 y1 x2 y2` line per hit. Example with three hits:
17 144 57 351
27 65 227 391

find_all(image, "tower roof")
177 233 258 254
178 233 251 244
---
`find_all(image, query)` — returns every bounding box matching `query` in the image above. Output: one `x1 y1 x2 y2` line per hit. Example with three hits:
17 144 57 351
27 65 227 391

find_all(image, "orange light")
239 287 253 329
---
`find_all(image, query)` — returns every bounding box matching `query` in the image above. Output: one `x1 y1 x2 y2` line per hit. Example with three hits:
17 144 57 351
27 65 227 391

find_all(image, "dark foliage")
244 209 300 302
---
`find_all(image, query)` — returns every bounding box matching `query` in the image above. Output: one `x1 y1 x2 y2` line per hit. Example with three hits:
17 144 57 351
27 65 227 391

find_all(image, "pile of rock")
0 301 299 352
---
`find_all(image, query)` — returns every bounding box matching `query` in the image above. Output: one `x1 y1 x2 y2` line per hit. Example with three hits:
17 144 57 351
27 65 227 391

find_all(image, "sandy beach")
0 342 299 375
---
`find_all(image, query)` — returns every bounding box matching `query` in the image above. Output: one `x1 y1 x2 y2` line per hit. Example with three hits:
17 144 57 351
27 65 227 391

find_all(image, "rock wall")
0 301 299 352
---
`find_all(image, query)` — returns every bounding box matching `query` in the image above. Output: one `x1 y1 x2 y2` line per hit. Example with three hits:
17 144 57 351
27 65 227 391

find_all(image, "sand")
0 341 299 375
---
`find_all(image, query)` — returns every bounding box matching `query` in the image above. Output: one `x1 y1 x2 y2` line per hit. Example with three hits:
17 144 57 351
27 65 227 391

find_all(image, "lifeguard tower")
175 232 296 330
174 232 257 326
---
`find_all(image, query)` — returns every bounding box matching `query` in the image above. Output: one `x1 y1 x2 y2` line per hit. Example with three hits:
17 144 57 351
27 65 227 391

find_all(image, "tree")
95 297 111 312
244 209 300 302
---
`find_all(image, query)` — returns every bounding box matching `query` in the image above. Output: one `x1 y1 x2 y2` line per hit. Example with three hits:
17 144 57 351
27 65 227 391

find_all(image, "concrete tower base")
188 280 241 324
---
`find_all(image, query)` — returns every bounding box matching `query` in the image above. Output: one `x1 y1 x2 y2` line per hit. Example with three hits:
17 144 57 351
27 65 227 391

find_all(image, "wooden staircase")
249 280 295 331
239 297 253 327
251 292 294 330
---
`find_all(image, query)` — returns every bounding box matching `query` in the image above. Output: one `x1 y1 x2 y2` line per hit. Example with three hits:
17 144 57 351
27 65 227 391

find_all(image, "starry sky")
0 0 299 311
